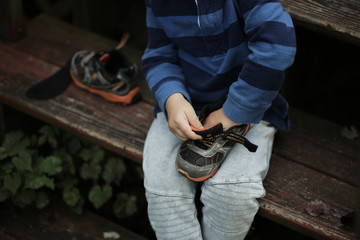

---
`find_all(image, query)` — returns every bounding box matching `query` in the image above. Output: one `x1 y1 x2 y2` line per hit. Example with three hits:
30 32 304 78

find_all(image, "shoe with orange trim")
70 49 141 105
175 101 258 182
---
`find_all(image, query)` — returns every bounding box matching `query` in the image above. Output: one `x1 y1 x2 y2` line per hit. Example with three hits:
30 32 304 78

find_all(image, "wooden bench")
0 6 359 240
281 0 360 45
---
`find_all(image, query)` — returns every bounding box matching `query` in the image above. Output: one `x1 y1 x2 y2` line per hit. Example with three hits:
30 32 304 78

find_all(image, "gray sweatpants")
143 113 276 240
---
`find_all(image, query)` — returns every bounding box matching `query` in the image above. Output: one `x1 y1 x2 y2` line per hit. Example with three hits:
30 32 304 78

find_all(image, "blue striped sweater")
141 0 296 131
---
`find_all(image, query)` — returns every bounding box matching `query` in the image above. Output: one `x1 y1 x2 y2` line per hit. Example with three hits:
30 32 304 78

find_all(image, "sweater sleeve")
223 0 296 124
141 0 191 114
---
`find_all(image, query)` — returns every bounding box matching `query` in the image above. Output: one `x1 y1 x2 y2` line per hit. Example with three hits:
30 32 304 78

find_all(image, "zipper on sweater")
194 0 202 32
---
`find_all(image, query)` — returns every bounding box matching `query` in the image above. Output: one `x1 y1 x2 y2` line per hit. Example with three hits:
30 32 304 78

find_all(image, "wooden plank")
259 155 358 240
0 200 147 240
0 43 153 163
273 109 360 187
281 0 360 44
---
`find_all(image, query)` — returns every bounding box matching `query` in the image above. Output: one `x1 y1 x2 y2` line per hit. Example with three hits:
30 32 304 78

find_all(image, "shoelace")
195 131 258 152
197 133 221 148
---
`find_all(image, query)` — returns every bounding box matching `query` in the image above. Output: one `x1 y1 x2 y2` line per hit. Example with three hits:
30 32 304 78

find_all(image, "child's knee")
201 182 265 233
145 192 202 240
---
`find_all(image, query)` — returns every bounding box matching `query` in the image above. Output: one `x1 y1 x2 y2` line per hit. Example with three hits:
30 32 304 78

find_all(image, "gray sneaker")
70 49 141 105
175 103 258 182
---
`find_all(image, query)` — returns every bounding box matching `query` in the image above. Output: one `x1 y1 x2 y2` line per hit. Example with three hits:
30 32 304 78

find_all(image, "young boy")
141 0 296 239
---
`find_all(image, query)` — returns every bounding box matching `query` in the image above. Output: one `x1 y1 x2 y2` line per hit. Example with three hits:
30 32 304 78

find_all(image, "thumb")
186 111 203 130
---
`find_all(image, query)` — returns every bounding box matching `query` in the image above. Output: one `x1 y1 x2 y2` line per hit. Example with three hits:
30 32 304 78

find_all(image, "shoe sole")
176 163 219 182
175 153 222 182
70 68 141 105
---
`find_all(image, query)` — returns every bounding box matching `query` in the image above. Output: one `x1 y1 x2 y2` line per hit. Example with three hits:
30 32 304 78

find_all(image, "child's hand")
165 93 203 141
203 108 240 131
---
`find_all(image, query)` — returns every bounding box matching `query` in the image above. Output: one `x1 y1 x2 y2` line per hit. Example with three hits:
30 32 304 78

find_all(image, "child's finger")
185 109 203 129
183 127 202 140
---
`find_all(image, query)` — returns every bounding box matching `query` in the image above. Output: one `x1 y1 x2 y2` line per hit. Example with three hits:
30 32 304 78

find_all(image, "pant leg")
143 113 202 240
200 122 277 240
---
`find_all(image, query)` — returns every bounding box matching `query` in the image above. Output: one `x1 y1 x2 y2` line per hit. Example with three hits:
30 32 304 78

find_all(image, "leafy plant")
0 125 139 218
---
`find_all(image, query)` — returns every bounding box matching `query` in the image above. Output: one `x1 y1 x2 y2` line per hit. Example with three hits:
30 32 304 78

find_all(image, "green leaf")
12 189 36 208
37 155 63 176
4 130 24 143
71 197 84 215
88 185 112 209
55 150 75 175
24 173 54 190
102 168 114 184
48 135 58 149
80 163 101 180
63 187 81 207
12 150 32 171
78 145 104 164
90 146 104 164
3 172 21 194
102 157 126 185
78 148 93 162
37 125 59 148
38 125 53 135
113 193 137 218
37 134 47 147
3 131 31 156
36 192 49 209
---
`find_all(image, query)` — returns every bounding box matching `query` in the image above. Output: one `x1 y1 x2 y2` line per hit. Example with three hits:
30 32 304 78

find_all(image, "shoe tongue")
193 123 223 138
99 50 131 75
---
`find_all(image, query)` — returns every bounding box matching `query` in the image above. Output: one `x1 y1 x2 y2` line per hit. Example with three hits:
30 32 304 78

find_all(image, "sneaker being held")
70 49 141 105
175 100 258 182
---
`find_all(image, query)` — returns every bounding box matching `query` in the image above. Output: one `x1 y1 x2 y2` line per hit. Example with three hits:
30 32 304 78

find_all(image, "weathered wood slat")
274 109 359 187
281 0 360 44
0 201 147 240
260 155 358 240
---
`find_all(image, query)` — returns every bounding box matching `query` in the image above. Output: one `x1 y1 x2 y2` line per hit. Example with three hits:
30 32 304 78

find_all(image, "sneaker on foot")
175 102 258 182
70 49 141 105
